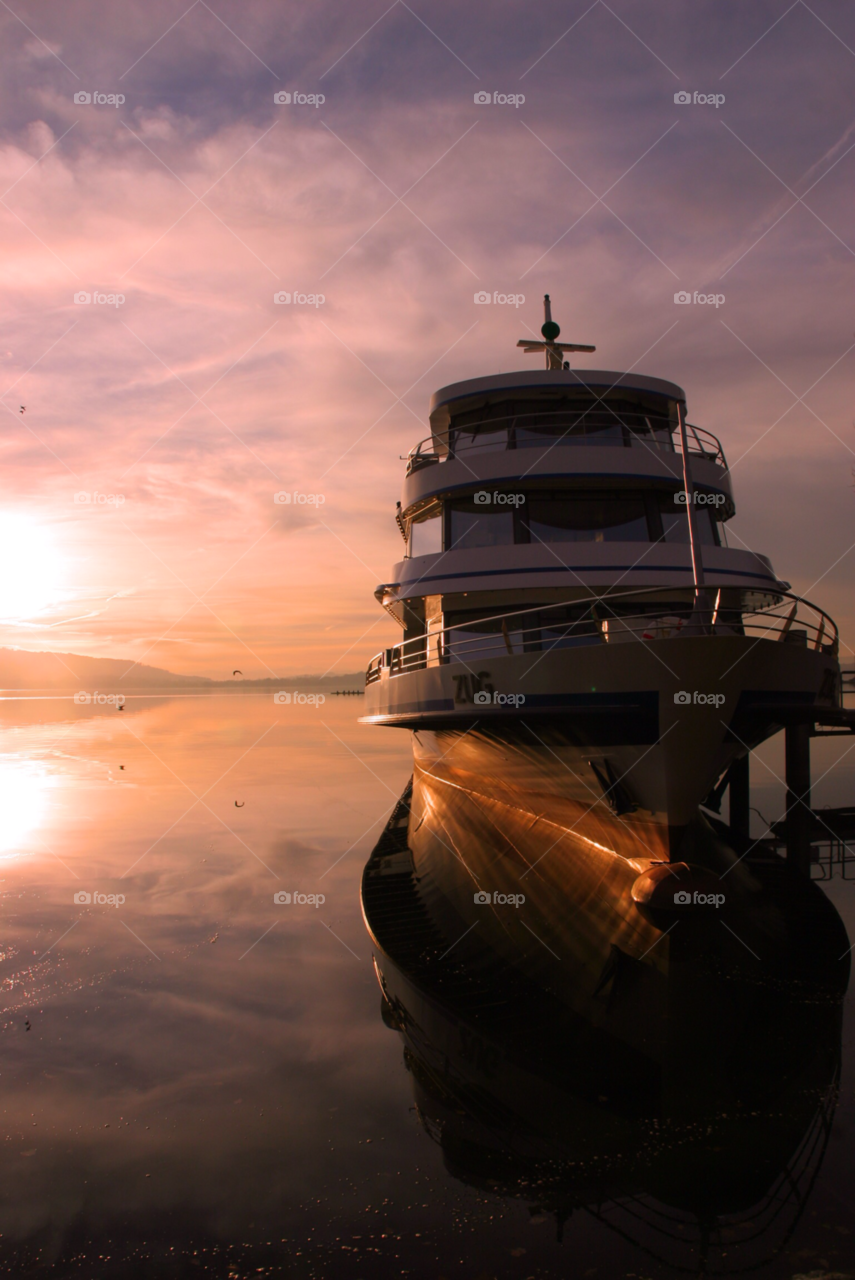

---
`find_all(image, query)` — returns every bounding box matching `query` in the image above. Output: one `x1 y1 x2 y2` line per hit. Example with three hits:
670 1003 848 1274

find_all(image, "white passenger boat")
362 298 842 966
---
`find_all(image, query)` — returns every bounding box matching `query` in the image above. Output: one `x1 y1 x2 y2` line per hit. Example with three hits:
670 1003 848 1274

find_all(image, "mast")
517 295 596 370
677 400 711 631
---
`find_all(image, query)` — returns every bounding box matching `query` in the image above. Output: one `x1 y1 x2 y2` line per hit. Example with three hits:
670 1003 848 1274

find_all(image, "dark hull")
364 778 850 1057
405 742 849 1029
365 635 841 852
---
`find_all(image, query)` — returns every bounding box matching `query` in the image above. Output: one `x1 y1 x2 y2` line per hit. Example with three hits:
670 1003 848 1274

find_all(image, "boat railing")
404 419 726 475
365 586 838 684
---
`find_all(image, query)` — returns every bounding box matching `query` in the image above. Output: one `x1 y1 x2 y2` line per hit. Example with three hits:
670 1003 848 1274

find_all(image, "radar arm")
517 295 595 369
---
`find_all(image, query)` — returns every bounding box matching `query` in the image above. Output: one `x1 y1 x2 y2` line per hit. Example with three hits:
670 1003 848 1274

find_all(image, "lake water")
0 691 853 1279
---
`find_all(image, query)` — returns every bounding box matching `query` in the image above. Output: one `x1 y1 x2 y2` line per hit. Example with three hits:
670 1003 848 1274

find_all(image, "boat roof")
429 369 687 421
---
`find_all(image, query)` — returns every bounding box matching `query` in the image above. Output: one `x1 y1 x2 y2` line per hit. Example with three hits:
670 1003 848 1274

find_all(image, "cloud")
0 0 852 672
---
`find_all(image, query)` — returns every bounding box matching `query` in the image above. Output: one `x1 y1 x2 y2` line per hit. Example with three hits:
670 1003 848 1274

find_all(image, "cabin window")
514 418 624 448
446 394 678 456
522 494 650 544
408 508 442 557
451 423 509 456
448 501 515 550
629 417 674 451
657 496 720 547
407 488 723 556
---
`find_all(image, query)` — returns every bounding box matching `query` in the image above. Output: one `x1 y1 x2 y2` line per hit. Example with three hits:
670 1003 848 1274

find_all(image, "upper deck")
401 368 728 517
429 367 688 439
382 299 759 609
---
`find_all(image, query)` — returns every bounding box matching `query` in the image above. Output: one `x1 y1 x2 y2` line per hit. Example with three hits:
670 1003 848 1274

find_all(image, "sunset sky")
1 0 853 678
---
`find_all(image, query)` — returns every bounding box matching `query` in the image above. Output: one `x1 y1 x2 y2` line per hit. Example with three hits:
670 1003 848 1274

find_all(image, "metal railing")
405 417 726 475
365 586 838 684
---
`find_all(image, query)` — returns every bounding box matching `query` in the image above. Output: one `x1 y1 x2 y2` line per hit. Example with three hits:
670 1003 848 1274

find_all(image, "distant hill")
0 648 364 691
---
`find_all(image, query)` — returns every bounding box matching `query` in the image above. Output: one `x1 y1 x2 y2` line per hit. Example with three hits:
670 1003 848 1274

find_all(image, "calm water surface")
0 692 853 1279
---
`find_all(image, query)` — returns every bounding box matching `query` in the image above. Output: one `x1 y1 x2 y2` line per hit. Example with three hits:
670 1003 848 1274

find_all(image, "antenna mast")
517 295 596 370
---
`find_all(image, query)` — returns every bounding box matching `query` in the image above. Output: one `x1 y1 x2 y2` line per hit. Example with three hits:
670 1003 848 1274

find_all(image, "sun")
0 514 66 622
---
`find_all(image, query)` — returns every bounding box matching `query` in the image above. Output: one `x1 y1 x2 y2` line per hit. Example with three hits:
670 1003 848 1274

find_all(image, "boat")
361 296 847 984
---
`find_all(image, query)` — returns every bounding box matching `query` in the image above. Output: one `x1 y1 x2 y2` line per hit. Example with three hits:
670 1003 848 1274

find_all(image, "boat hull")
364 633 839 840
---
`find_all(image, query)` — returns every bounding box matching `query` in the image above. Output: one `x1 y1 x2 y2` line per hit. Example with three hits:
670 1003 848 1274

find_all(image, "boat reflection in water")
362 784 849 1275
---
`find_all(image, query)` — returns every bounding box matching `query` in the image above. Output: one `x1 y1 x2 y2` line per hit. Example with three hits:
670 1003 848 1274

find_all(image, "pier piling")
785 722 812 877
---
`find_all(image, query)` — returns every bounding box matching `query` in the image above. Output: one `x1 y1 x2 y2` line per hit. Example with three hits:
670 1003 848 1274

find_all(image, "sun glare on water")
0 514 66 621
0 759 50 854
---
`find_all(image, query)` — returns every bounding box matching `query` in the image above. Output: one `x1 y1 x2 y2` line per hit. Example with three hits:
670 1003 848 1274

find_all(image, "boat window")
629 416 674 451
523 495 650 543
448 502 516 550
450 424 509 456
443 605 607 653
445 394 678 456
515 418 624 448
658 497 720 547
408 509 443 557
